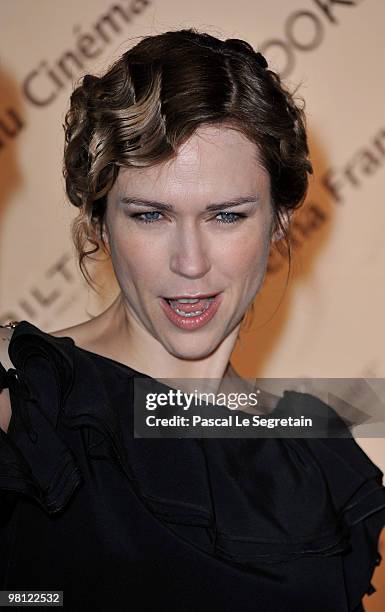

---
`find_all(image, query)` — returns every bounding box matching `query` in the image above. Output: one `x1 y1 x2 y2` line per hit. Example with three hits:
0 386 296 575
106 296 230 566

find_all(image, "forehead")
113 125 270 205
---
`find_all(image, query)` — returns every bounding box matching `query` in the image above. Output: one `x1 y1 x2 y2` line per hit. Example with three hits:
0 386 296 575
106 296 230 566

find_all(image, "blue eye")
215 212 245 224
130 211 246 225
133 211 162 223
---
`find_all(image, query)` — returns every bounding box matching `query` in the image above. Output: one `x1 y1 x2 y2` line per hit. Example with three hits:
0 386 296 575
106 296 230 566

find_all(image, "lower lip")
160 294 223 330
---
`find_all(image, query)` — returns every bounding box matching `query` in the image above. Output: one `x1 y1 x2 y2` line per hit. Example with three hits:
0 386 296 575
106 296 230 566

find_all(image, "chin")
164 336 220 362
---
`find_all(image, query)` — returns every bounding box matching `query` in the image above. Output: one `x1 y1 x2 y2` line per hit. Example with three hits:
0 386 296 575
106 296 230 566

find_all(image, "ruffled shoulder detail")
293 393 385 608
123 388 385 607
0 320 83 517
306 433 385 608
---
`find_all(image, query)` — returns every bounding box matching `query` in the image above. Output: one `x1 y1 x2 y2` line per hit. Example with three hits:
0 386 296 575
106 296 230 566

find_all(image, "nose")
169 222 211 279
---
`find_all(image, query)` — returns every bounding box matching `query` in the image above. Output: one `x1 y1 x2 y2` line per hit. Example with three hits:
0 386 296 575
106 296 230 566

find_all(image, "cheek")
108 227 165 287
221 231 271 280
224 237 271 307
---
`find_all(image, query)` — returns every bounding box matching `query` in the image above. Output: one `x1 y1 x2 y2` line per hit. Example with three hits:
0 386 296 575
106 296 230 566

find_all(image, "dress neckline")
8 320 149 379
9 320 287 413
75 343 151 378
45 323 243 385
10 320 241 385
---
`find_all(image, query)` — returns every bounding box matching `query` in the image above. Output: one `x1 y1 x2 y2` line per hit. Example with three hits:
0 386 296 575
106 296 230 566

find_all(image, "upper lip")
164 292 219 300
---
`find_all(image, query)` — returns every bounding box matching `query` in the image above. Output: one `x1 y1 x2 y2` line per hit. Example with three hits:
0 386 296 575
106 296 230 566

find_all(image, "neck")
92 292 241 394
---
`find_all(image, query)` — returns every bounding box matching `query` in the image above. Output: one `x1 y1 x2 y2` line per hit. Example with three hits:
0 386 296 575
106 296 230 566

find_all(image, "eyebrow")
121 195 259 212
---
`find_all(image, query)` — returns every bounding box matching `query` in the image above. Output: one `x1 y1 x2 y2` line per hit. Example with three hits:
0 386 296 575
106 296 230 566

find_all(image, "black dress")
0 320 384 611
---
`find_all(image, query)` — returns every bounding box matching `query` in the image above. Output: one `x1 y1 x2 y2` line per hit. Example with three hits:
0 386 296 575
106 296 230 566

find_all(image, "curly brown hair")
63 27 313 291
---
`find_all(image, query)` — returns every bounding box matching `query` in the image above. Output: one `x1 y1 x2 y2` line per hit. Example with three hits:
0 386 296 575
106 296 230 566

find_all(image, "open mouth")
159 293 222 329
164 295 217 317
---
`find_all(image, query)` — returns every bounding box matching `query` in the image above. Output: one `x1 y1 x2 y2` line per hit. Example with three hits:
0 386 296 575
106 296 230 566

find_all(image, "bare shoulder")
49 318 103 354
380 524 385 555
0 326 16 433
50 318 92 342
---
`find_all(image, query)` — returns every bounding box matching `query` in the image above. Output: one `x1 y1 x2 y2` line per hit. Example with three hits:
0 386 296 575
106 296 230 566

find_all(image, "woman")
0 28 385 611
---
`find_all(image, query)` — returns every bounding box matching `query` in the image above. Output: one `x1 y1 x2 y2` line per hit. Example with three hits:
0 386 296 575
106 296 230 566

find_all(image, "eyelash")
130 211 247 225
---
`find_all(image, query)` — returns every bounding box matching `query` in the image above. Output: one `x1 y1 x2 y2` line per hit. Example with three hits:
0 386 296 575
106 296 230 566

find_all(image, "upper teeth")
170 296 215 303
175 298 200 303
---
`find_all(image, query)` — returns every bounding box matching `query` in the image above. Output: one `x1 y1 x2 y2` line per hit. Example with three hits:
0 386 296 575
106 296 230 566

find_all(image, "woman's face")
104 124 274 360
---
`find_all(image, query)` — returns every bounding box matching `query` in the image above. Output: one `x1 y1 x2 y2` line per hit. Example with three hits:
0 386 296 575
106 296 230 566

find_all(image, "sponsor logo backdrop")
1 4 384 592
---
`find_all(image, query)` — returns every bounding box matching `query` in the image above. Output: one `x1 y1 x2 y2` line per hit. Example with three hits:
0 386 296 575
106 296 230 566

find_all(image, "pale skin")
1 124 277 415
55 123 277 386
0 124 384 567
